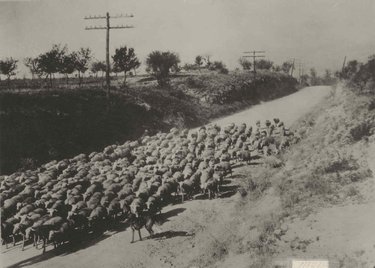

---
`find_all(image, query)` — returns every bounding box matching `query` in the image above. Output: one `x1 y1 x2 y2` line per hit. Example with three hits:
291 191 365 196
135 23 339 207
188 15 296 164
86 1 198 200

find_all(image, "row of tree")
183 55 229 74
2 45 341 89
238 58 294 74
0 45 183 88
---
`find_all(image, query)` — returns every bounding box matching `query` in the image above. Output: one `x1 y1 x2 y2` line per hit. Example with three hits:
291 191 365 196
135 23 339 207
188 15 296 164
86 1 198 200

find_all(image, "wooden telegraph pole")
341 56 347 73
243 51 265 79
84 13 134 98
290 58 295 77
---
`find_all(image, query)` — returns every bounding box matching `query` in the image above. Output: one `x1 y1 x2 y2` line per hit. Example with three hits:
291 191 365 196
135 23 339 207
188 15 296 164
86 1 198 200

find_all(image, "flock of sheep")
1 119 295 254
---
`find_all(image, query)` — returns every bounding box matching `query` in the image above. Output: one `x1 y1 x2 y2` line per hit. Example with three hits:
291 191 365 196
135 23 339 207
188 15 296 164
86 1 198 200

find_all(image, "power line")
84 12 134 98
242 51 265 79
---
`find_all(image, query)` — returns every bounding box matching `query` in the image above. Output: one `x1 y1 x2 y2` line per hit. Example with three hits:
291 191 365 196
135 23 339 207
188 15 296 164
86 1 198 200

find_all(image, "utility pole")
341 56 347 73
243 51 265 79
290 58 295 77
84 13 134 98
294 59 303 83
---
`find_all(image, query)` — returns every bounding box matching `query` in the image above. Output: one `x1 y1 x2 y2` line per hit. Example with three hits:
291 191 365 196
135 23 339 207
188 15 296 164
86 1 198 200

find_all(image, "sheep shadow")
232 161 262 169
228 174 245 180
6 248 59 268
6 232 112 268
150 231 193 241
155 207 186 225
221 179 232 185
219 185 239 192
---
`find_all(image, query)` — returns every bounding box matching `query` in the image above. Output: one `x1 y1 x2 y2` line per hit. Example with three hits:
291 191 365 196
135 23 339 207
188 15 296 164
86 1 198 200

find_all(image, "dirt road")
1 86 331 268
211 85 330 128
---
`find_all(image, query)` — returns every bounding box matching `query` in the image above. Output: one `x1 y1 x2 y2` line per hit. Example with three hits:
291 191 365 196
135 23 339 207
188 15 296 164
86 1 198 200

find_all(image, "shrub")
319 153 359 173
263 155 284 168
280 190 301 209
349 120 374 141
348 168 372 182
185 76 205 88
345 185 359 197
368 99 375 110
304 174 333 195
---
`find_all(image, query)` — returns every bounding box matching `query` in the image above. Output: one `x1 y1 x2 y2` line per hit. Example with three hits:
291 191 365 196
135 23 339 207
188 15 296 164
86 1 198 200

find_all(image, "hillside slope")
1 85 329 268
197 84 375 268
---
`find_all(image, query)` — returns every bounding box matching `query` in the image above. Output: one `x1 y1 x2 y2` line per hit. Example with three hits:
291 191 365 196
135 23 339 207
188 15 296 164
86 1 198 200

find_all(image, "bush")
263 155 284 168
304 174 333 195
208 61 229 74
185 76 205 88
281 190 301 209
368 99 375 110
349 120 374 141
345 185 359 197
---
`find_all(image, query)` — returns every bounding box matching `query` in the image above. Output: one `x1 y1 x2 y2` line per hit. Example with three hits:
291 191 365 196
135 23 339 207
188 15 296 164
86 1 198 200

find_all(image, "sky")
0 0 374 77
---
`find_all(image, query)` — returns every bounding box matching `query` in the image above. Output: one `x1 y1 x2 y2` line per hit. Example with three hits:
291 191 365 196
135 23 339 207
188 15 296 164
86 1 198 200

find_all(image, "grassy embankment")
180 83 374 267
0 71 297 175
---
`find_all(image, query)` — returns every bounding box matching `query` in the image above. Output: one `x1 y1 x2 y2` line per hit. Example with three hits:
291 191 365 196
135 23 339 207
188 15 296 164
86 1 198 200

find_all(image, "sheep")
1 120 295 250
107 198 121 222
48 221 73 249
1 221 16 249
13 216 35 250
145 195 162 215
130 198 145 217
215 161 232 177
32 216 64 253
201 178 219 200
88 206 108 234
67 208 90 232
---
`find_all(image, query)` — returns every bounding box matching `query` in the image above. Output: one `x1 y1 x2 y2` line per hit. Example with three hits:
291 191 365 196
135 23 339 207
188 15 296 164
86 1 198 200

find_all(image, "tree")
146 51 180 86
60 53 76 86
195 55 203 72
205 54 212 66
37 44 67 87
255 59 273 70
24 57 42 80
281 61 293 74
91 61 106 78
111 63 121 78
208 61 229 74
183 63 197 71
272 65 282 72
322 69 333 84
91 61 106 86
0 58 18 85
112 46 140 86
309 68 320 85
74 47 92 87
239 58 252 70
300 74 310 86
351 56 375 91
341 60 359 79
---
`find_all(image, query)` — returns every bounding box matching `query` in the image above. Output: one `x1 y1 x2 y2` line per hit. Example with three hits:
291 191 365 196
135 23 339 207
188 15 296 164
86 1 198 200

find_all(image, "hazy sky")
1 0 374 77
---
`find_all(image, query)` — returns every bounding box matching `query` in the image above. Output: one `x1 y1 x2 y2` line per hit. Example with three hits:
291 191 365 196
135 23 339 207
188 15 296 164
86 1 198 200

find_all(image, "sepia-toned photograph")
0 0 374 267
